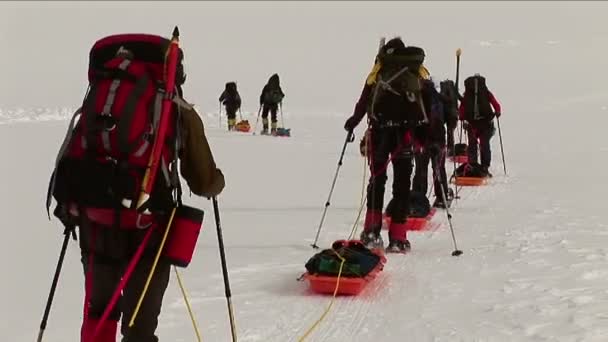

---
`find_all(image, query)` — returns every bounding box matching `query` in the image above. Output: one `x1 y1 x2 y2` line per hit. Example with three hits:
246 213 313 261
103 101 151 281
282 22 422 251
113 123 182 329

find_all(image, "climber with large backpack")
219 81 242 131
46 31 225 341
412 79 454 209
259 73 285 135
459 74 502 177
344 37 432 254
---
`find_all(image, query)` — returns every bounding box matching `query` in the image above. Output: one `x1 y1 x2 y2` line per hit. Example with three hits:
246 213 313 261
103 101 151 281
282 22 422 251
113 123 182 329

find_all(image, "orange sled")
235 120 251 132
383 208 437 231
452 176 488 186
304 247 386 296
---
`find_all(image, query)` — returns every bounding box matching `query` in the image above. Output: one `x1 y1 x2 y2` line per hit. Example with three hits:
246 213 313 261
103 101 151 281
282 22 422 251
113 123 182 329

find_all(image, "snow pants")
261 103 278 130
413 146 448 200
364 126 414 240
78 220 171 342
467 121 495 168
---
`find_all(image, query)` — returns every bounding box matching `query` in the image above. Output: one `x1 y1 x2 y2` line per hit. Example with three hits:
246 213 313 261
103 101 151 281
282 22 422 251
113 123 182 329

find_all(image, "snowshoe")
360 230 384 250
385 240 411 254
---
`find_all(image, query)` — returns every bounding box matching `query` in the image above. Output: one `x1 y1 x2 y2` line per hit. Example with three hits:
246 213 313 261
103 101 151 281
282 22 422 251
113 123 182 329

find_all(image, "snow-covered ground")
2 2 608 341
2 99 608 341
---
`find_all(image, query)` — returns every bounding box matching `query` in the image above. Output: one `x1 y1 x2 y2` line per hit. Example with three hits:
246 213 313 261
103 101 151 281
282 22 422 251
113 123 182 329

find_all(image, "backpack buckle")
96 113 117 131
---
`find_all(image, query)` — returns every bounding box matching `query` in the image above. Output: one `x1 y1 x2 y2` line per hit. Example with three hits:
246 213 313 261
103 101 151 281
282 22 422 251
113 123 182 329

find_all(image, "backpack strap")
115 73 150 158
82 85 99 151
377 65 410 96
130 87 164 159
46 107 83 217
101 59 132 152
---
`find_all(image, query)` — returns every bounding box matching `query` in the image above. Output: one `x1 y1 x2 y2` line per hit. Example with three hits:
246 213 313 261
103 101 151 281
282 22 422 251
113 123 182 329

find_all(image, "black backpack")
369 45 427 123
424 80 445 126
440 79 459 125
463 75 494 121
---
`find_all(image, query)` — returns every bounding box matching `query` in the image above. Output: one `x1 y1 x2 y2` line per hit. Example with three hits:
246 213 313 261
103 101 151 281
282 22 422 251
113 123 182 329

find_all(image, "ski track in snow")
2 108 608 342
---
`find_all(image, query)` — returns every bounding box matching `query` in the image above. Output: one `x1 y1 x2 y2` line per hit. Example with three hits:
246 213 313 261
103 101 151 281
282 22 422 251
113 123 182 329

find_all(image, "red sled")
383 208 437 231
304 245 386 296
449 155 468 164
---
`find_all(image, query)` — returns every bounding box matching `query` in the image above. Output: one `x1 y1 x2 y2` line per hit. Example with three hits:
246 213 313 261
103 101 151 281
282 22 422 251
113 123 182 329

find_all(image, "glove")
495 112 501 118
344 115 360 132
462 121 470 131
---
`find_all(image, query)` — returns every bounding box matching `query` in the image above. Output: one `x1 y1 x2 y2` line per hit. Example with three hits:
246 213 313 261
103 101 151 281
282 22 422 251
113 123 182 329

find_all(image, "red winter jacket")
458 91 502 120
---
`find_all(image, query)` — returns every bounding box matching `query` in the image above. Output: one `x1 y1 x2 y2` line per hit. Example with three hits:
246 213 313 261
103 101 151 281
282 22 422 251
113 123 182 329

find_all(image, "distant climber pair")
219 74 285 135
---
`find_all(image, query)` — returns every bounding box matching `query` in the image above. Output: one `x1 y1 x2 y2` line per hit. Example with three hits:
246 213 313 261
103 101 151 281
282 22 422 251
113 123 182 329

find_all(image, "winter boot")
360 230 383 250
481 166 493 178
433 188 454 209
361 210 384 249
386 221 410 254
81 317 118 342
227 118 236 131
432 197 446 209
386 239 411 254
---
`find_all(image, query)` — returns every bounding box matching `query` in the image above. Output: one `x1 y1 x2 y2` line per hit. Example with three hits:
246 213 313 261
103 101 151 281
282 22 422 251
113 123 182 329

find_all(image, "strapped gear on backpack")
368 40 428 125
47 34 187 227
463 74 494 122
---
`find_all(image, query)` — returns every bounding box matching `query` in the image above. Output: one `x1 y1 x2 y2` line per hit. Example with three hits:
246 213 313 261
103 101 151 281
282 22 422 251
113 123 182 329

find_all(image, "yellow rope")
174 266 203 342
299 126 370 341
298 251 346 342
128 207 177 327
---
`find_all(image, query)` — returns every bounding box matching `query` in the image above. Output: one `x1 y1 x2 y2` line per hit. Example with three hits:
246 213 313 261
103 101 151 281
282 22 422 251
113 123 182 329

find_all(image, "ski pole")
455 48 461 96
252 106 262 135
238 108 243 121
432 153 463 256
454 48 463 201
311 130 355 249
212 197 238 342
496 117 507 175
219 102 222 128
279 102 285 128
37 225 75 342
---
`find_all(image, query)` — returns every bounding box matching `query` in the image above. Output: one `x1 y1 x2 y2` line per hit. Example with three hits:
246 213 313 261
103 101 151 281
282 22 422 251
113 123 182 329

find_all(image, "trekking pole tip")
452 250 463 257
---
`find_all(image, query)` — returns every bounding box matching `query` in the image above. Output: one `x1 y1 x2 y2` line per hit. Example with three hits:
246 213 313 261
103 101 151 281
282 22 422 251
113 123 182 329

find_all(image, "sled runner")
304 240 386 296
452 176 487 186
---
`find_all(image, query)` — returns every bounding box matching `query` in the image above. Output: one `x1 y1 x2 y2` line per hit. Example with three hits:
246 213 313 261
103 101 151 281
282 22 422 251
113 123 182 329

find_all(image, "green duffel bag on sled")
305 240 382 278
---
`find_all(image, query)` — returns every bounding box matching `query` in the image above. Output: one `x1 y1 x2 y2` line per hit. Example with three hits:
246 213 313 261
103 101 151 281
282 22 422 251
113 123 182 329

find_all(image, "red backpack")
47 34 186 227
